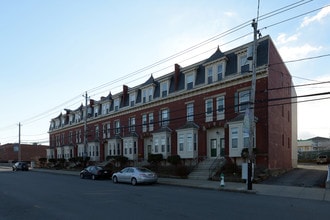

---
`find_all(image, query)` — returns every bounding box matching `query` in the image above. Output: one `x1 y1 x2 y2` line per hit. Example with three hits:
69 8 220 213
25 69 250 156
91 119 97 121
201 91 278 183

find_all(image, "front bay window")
123 137 138 160
152 131 171 158
176 127 198 159
228 122 255 157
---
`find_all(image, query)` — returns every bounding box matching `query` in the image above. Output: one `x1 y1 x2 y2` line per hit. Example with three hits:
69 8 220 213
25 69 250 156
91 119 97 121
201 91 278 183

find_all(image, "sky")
0 0 330 145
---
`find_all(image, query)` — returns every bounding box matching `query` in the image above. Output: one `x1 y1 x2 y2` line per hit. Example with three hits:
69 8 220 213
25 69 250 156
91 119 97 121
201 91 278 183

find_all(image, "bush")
148 154 163 165
167 155 181 166
39 158 47 168
106 156 128 167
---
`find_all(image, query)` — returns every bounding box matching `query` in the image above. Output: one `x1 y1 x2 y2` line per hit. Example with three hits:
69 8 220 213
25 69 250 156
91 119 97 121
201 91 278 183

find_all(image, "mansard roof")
141 75 156 87
204 46 226 64
101 92 113 101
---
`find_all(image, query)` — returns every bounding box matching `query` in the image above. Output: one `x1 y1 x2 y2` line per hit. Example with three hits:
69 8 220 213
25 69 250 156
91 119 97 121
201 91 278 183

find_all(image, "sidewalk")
30 168 330 202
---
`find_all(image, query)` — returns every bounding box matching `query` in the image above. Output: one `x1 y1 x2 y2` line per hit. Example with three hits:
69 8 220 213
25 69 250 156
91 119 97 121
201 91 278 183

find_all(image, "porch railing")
208 155 226 179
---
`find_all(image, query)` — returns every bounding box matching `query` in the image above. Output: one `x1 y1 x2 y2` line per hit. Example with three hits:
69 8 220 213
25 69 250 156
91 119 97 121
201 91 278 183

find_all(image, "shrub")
39 158 47 168
148 154 163 165
167 155 181 166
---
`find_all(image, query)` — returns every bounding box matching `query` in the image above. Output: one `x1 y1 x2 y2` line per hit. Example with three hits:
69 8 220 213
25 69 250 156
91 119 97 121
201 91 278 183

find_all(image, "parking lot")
262 163 328 188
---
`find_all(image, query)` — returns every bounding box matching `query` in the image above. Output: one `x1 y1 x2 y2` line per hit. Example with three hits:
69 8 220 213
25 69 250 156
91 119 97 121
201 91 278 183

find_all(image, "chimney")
174 64 180 91
123 85 128 103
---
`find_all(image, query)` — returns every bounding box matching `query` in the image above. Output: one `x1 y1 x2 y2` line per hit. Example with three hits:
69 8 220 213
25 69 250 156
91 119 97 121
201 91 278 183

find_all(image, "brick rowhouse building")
48 35 297 171
0 143 48 162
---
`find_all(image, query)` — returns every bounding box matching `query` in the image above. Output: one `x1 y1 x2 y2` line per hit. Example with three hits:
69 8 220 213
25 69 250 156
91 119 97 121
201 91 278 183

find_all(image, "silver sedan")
112 167 158 185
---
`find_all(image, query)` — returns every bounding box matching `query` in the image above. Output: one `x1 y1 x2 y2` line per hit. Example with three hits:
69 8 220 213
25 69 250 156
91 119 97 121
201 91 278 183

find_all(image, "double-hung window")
179 134 184 151
216 96 225 120
114 99 119 111
149 113 154 131
130 94 135 107
148 88 153 102
239 90 250 112
231 127 238 149
239 53 250 74
205 99 213 122
160 109 169 127
129 117 135 132
207 67 213 84
115 120 120 134
187 103 194 122
217 64 223 81
142 114 147 132
161 82 168 98
186 74 194 90
142 90 147 103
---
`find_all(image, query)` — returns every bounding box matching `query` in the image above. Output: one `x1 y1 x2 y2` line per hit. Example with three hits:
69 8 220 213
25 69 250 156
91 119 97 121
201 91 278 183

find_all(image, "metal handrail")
208 155 226 179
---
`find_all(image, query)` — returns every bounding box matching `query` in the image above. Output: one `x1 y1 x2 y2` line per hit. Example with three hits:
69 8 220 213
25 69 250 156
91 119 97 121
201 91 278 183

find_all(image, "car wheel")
112 176 118 183
80 173 84 179
92 175 96 180
131 178 137 186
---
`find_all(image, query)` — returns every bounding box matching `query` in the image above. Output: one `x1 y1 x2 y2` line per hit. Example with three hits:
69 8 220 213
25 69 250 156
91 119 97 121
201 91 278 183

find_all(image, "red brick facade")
0 143 48 162
48 36 297 170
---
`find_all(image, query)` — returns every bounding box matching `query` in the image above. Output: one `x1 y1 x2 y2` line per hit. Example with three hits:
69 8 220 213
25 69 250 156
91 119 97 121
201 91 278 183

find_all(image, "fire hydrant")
220 173 225 187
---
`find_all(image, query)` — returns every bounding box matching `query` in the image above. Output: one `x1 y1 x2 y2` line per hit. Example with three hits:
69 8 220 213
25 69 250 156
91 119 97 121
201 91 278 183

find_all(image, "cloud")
278 44 322 61
300 6 330 28
276 33 299 45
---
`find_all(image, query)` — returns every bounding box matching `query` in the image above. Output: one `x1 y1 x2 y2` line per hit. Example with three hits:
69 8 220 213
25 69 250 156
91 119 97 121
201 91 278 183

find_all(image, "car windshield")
319 155 327 158
95 166 103 170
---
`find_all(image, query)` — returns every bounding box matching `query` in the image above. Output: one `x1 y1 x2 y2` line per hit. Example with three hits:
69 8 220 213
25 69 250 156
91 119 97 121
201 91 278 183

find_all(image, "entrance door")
211 139 217 157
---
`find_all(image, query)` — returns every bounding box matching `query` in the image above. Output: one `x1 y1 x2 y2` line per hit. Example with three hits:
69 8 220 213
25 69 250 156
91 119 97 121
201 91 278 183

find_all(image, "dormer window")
207 67 213 84
186 74 194 90
161 81 168 98
217 64 223 81
238 53 251 74
114 98 119 111
102 103 110 115
142 87 153 103
148 88 153 101
130 93 135 107
94 106 99 117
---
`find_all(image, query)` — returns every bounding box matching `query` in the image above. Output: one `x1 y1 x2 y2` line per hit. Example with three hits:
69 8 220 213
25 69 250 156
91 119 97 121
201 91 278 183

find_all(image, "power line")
1 0 325 140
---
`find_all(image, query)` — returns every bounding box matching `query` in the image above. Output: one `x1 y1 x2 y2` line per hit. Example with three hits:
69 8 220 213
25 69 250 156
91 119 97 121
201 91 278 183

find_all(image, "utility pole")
247 19 258 190
83 92 89 167
18 122 21 161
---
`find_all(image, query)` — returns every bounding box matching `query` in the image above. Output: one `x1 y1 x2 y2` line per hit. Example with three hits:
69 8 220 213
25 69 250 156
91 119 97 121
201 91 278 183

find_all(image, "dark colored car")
12 162 29 171
80 166 112 180
316 155 328 164
112 167 158 185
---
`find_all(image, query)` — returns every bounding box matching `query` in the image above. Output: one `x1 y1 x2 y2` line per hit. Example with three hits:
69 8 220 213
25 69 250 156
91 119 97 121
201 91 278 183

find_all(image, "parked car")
12 162 29 171
80 166 112 180
112 167 158 185
316 155 328 164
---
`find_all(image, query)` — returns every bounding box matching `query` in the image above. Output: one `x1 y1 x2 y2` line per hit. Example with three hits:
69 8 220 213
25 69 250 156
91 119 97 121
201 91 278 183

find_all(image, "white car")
112 167 158 185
